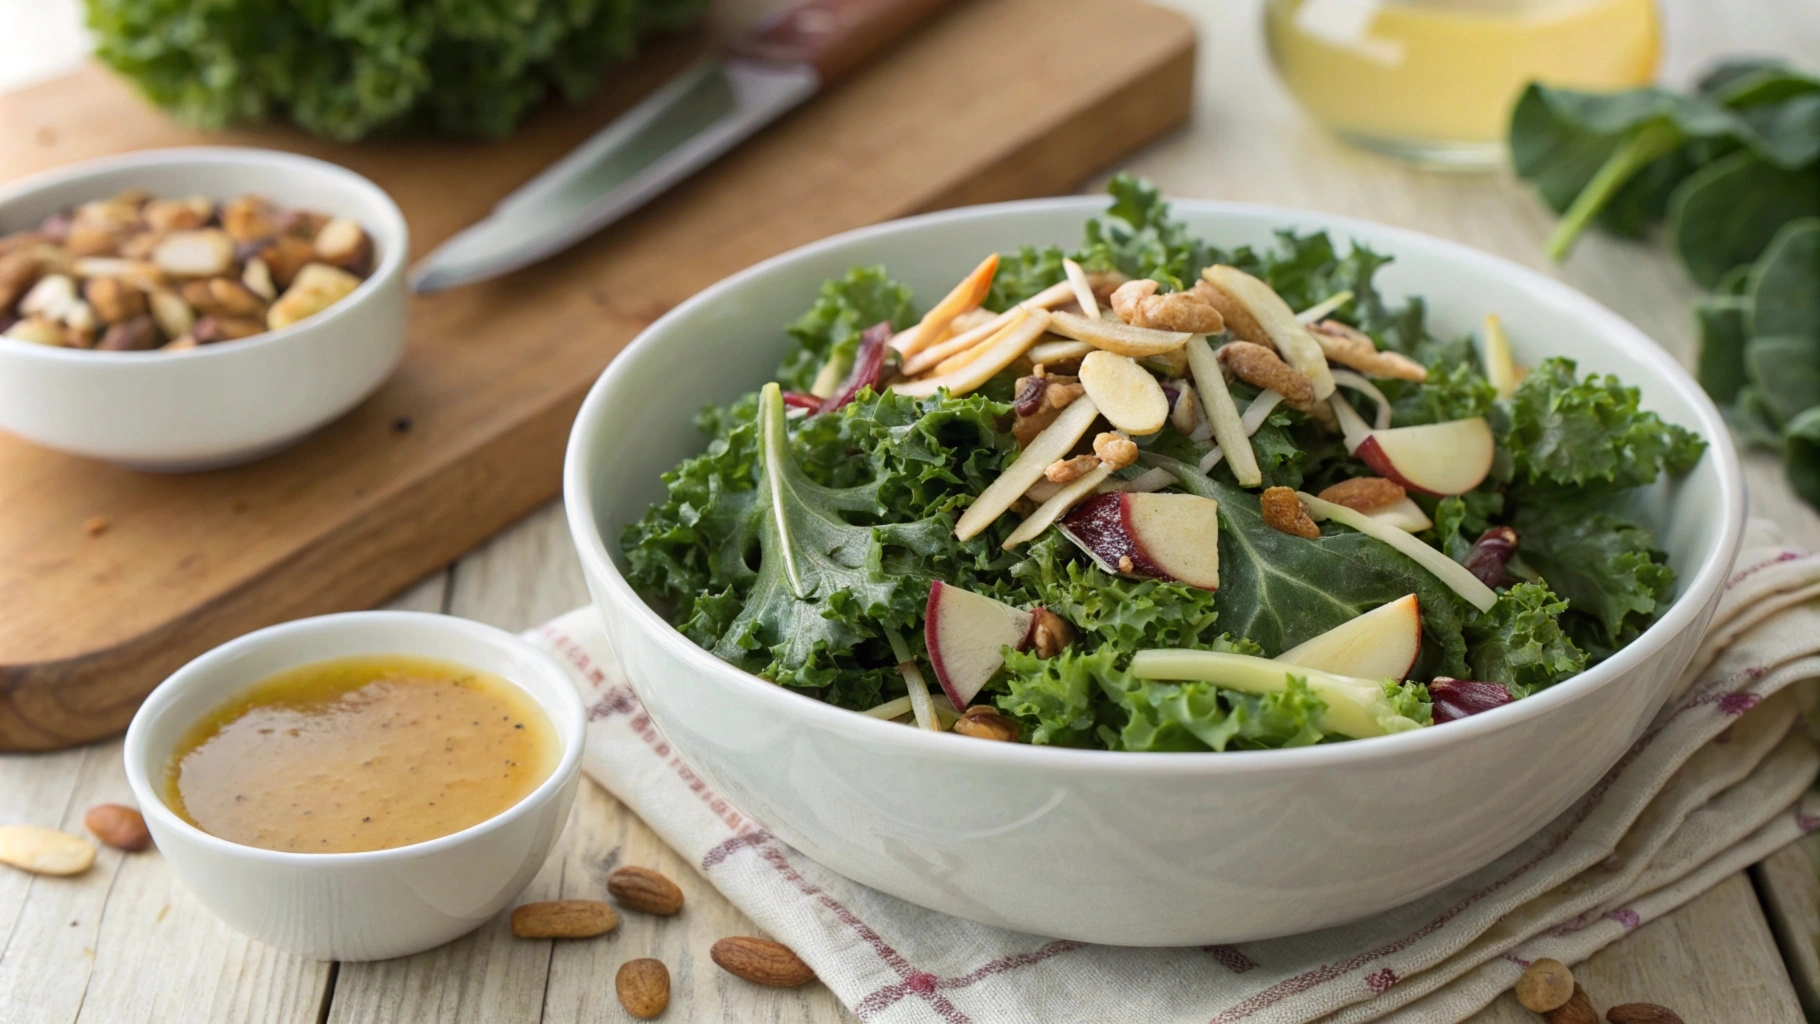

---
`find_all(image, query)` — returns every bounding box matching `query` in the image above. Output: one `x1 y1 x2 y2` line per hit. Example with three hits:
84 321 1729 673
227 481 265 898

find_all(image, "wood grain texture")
1755 835 1820 1018
0 0 1198 751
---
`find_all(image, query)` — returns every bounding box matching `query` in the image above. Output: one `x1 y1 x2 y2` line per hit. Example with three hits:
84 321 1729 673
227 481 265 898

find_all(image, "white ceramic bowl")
0 147 408 470
564 198 1745 946
123 611 585 961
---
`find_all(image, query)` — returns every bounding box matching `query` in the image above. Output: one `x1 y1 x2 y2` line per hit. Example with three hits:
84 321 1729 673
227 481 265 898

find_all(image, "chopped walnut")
1261 486 1321 539
1044 454 1101 484
1316 476 1406 512
1117 555 1136 573
1109 279 1226 334
1308 319 1427 382
1092 431 1139 470
952 706 1018 742
1218 341 1315 406
1029 608 1075 658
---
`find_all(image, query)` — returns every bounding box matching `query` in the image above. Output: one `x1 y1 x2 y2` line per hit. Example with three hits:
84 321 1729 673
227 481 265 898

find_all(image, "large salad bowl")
564 197 1743 946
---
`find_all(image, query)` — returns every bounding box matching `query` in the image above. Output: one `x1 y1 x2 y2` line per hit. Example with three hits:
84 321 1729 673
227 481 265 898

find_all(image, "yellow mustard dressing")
165 655 557 854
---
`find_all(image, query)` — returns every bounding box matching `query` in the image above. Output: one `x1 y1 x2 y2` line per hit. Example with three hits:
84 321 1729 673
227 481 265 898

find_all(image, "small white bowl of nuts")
0 147 407 469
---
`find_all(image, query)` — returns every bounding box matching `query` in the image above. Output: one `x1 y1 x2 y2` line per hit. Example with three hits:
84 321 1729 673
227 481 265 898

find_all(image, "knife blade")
410 0 962 293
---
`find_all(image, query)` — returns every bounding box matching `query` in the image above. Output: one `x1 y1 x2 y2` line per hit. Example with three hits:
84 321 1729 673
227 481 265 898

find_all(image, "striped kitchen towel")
526 518 1820 1023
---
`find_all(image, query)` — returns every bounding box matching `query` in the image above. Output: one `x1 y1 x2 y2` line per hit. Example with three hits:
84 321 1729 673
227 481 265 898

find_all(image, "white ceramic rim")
0 146 408 363
564 195 1747 775
122 611 587 864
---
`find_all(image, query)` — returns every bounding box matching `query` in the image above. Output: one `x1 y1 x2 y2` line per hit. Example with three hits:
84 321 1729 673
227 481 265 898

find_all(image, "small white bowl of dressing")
123 611 586 961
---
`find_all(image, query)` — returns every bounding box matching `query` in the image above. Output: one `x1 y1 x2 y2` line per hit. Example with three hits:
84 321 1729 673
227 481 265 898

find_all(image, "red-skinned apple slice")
1353 418 1495 497
924 581 1034 708
1275 594 1421 680
1057 492 1221 590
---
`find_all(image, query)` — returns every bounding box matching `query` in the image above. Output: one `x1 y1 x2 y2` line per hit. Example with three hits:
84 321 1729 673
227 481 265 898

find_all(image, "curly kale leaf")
1098 664 1329 753
86 0 708 141
1075 173 1216 292
1008 535 1226 650
1505 358 1706 490
1463 582 1589 695
776 266 916 392
1513 500 1678 650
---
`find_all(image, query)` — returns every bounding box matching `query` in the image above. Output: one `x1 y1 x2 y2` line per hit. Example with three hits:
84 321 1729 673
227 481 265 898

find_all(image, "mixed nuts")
0 190 373 352
0 803 155 878
1512 957 1684 1024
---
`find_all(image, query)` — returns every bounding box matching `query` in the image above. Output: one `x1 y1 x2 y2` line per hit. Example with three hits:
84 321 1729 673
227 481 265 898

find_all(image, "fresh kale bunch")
85 0 708 140
1509 60 1819 507
621 176 1702 752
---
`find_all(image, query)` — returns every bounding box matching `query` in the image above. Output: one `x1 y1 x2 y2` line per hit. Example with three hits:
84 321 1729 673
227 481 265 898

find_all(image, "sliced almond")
892 309 1049 400
0 824 96 876
1062 258 1099 319
1201 266 1335 400
1185 336 1261 487
242 257 277 302
1048 309 1191 358
148 288 196 340
892 253 999 358
955 394 1099 540
1003 462 1115 547
1078 350 1167 435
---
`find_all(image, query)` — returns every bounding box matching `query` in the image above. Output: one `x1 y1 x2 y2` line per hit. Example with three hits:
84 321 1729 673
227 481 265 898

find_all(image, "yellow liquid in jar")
1267 0 1660 155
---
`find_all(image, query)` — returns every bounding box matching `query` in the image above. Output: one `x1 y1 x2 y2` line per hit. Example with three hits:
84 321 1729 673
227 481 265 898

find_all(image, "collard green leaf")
1749 218 1820 341
1696 293 1755 404
1745 335 1820 424
1138 453 1472 674
1784 406 1820 509
1668 153 1820 286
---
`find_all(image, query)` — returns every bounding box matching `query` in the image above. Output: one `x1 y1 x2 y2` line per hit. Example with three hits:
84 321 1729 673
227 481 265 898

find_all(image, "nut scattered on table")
1543 983 1599 1024
1514 958 1576 1013
1605 1004 1684 1024
84 804 151 851
616 957 670 1019
83 515 108 537
0 190 372 352
607 865 685 915
0 824 97 876
509 899 619 939
710 935 817 988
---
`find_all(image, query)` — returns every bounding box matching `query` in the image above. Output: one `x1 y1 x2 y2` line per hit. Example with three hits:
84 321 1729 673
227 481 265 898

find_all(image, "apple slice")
1129 648 1425 739
1364 496 1433 533
1353 418 1495 497
1062 257 1100 319
1186 335 1262 487
924 581 1034 708
1078 350 1168 435
1276 594 1421 680
1027 338 1093 366
1058 492 1220 590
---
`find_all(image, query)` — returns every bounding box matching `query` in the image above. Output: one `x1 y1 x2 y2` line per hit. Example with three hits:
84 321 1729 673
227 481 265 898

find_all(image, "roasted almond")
1317 476 1406 513
1514 958 1575 1013
83 804 152 851
952 706 1018 741
509 899 619 939
1261 486 1320 539
616 958 670 1019
0 824 97 876
1543 984 1599 1024
710 936 816 988
607 865 684 915
1606 1004 1684 1024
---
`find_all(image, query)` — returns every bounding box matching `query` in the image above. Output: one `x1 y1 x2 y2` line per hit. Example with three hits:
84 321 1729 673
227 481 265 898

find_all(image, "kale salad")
621 177 1706 752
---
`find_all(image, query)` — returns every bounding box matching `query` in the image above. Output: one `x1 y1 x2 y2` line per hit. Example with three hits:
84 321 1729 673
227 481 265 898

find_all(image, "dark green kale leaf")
1512 501 1677 650
1463 582 1588 695
1505 358 1706 490
1383 360 1498 427
1075 173 1216 291
775 267 916 392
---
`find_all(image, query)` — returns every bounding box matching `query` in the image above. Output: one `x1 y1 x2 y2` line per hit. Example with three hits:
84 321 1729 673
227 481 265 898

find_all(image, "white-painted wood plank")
446 502 589 633
1755 834 1820 1019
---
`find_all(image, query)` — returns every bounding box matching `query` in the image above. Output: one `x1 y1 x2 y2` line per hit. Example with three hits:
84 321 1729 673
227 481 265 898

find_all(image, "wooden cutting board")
0 0 1195 750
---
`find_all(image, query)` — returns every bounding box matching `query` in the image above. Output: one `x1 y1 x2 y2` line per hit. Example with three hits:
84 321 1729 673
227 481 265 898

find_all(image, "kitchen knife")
410 0 961 293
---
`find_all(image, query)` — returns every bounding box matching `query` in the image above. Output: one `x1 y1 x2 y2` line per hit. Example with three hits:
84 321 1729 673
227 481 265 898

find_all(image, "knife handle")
729 0 962 85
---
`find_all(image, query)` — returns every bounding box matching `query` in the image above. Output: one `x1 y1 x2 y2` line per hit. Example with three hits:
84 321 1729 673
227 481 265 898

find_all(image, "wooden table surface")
3 0 1819 1021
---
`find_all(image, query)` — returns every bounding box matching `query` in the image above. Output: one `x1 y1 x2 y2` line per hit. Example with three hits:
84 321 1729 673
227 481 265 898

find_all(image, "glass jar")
1265 0 1661 168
